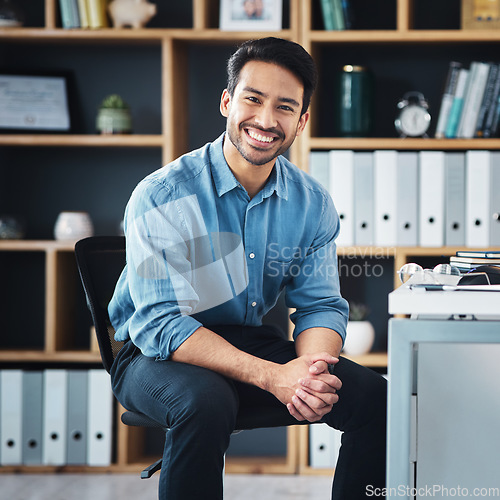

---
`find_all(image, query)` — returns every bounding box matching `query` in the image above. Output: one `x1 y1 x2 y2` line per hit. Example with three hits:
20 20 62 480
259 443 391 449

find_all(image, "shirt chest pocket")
264 243 300 281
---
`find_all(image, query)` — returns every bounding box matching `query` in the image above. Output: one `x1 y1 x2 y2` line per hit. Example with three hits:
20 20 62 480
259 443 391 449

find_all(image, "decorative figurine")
108 0 157 29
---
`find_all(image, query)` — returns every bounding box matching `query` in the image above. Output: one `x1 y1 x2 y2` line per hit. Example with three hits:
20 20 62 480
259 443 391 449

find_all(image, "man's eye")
279 105 293 112
246 96 260 103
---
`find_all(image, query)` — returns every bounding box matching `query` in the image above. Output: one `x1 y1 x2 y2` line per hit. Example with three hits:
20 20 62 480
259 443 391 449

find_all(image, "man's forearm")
170 326 275 391
295 327 343 359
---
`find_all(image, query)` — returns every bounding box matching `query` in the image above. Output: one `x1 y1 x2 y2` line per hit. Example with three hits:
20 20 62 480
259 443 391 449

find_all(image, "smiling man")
109 37 386 500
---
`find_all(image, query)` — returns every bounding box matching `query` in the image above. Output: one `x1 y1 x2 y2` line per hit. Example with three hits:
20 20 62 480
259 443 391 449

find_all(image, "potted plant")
96 94 132 134
342 302 375 356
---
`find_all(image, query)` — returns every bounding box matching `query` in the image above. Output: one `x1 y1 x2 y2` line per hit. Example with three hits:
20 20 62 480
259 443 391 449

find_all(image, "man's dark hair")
226 37 318 116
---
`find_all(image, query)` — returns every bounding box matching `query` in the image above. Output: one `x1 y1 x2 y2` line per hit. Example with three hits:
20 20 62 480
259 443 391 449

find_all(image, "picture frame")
220 0 283 31
461 0 500 30
0 73 71 132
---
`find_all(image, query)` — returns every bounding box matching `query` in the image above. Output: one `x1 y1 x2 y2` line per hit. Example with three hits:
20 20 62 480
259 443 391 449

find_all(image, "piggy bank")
108 0 157 29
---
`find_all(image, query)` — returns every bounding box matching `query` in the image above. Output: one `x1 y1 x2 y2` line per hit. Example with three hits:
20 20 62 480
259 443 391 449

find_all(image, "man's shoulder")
279 156 329 200
134 141 214 199
153 142 212 186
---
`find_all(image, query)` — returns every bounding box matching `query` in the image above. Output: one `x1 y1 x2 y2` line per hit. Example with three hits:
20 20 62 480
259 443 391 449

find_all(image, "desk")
387 287 500 499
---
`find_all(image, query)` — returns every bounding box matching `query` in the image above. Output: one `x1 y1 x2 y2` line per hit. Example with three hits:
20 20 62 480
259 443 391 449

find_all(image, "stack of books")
319 0 352 30
450 250 500 272
59 0 109 29
435 60 500 139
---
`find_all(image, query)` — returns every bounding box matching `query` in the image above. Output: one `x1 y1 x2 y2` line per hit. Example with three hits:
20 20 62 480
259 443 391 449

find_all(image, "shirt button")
251 301 257 307
249 252 255 259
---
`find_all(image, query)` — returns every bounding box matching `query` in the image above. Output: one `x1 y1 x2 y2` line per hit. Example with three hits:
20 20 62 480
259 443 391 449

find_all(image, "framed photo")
462 0 500 29
0 74 71 132
220 0 283 31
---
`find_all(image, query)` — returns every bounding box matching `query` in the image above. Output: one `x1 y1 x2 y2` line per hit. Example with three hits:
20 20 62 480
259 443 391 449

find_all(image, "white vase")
342 321 375 356
54 211 94 241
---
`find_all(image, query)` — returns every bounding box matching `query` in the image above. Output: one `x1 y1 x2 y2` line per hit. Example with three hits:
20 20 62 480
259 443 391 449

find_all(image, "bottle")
335 65 374 137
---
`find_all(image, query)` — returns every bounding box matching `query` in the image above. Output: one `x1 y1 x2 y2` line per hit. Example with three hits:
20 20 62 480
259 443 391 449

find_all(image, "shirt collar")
209 133 288 201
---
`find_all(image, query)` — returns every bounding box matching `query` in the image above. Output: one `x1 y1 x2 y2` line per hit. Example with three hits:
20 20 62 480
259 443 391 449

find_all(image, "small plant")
99 94 129 109
348 302 370 321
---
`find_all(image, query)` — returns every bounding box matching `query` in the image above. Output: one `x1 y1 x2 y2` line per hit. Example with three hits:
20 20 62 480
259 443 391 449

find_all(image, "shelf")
0 240 75 251
0 27 294 43
309 138 500 151
341 352 388 368
0 350 101 363
306 29 500 44
0 135 164 147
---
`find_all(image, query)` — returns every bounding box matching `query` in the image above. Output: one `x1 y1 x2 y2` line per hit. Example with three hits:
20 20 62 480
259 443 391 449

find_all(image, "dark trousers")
110 324 387 499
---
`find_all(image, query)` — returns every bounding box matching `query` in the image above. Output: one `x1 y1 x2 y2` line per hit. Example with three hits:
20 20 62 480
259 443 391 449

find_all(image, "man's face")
220 60 309 169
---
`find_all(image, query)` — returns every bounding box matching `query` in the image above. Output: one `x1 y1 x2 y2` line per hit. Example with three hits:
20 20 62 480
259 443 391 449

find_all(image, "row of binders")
309 424 343 469
59 0 109 29
0 369 113 467
435 61 500 139
309 149 500 248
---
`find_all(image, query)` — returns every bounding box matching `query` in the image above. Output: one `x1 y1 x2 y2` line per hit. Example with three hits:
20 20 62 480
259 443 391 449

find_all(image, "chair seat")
122 404 291 433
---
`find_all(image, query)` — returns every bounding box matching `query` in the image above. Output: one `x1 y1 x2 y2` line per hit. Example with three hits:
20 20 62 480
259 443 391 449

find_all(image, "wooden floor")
0 473 333 500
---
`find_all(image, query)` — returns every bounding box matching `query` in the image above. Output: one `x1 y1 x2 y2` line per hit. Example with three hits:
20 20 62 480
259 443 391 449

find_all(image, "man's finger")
300 375 342 393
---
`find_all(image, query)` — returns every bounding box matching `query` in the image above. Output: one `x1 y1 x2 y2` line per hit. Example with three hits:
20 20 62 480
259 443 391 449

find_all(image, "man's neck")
222 138 275 199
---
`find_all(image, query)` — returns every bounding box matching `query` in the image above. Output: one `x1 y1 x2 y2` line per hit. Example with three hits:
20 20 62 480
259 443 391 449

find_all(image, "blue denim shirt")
109 133 348 360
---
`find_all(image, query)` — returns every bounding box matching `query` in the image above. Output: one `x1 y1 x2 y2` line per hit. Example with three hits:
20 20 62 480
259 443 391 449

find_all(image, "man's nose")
254 104 278 130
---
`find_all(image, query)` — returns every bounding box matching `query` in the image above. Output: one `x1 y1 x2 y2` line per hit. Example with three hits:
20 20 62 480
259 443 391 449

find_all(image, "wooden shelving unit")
1 0 499 477
0 0 302 476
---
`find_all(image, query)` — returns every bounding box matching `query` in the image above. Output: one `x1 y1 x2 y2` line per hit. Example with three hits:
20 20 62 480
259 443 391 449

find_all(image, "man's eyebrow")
242 86 300 108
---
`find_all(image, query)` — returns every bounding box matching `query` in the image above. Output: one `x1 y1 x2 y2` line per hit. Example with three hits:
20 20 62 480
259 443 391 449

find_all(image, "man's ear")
220 89 231 118
295 111 309 137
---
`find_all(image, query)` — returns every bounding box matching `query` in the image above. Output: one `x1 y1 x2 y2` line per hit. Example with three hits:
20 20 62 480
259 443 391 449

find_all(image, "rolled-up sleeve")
112 180 204 360
286 193 349 344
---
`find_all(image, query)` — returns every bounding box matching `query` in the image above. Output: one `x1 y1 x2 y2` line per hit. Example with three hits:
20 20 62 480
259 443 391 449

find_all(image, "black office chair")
75 235 166 478
75 235 289 480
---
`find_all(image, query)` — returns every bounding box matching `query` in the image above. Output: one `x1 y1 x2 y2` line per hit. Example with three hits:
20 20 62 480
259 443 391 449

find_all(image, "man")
109 37 386 499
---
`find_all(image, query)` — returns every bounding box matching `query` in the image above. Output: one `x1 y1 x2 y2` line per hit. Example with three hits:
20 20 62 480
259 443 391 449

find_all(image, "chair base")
141 457 163 479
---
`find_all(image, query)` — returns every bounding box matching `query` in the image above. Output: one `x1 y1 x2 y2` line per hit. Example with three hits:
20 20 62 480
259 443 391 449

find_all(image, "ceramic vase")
342 321 375 356
54 211 94 241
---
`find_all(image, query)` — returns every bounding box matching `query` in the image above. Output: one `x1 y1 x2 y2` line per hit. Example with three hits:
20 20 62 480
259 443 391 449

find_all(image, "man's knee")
168 367 239 430
325 357 387 432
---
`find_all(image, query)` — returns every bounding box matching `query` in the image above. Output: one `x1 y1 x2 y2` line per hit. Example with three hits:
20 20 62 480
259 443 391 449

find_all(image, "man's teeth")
248 130 274 143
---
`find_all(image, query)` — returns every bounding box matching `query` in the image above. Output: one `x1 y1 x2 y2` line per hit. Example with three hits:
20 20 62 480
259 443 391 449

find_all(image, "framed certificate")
0 74 71 131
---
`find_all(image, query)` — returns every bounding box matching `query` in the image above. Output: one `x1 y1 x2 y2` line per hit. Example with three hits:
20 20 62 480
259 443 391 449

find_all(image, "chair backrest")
75 236 126 373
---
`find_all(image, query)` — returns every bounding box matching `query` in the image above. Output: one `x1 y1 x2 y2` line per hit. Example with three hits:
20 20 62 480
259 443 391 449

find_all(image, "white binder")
308 151 330 190
419 151 445 247
87 369 113 466
309 423 342 468
466 150 491 248
489 152 500 246
0 370 23 465
42 369 68 465
396 152 418 247
374 150 398 246
329 150 355 247
445 152 466 247
66 370 88 465
22 370 43 464
354 152 374 246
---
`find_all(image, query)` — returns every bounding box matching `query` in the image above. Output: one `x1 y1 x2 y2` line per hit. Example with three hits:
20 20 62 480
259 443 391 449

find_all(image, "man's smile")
244 126 283 149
